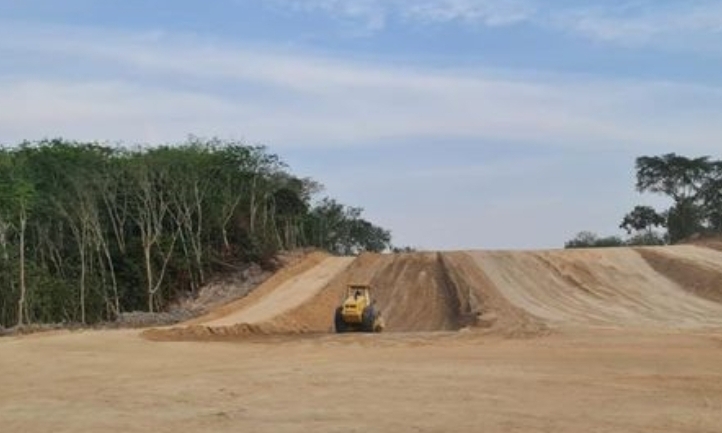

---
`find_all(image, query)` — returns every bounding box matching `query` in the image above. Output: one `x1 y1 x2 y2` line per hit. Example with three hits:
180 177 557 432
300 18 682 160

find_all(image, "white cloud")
554 1 722 48
268 0 722 52
403 0 535 26
1 23 721 153
270 0 387 34
271 0 535 31
0 80 254 145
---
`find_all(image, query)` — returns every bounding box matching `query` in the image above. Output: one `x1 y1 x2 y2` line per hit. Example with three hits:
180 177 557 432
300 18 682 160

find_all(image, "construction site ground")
2 245 722 432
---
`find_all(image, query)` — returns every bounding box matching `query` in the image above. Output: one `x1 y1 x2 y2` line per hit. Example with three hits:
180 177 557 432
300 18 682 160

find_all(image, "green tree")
620 205 666 234
699 161 722 233
349 219 391 253
0 149 36 326
635 154 711 201
0 138 393 328
632 153 722 242
305 199 390 254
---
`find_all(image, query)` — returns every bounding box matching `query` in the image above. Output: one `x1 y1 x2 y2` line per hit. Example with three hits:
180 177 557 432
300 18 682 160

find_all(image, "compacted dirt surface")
2 245 722 432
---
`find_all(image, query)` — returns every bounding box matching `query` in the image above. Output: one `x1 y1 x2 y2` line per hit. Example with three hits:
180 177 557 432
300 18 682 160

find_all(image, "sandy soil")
469 247 722 330
3 245 722 432
2 329 722 433
637 246 722 304
204 257 355 327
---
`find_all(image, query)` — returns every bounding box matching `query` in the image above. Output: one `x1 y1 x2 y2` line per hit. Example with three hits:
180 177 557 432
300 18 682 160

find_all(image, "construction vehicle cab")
334 284 384 333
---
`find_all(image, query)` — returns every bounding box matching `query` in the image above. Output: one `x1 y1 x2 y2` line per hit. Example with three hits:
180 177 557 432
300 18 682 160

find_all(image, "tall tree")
635 154 711 201
620 205 666 235
305 198 390 254
699 161 722 233
0 138 393 328
633 153 718 243
0 150 35 326
128 152 179 313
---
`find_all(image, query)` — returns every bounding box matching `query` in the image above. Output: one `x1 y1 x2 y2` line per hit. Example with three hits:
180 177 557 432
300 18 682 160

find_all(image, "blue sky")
1 0 721 250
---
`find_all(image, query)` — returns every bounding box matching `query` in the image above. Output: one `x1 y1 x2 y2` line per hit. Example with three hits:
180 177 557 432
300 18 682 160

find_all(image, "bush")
565 231 625 249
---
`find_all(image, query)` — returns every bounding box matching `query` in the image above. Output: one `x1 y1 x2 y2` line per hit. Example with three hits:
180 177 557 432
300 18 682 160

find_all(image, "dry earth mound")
145 245 722 341
468 247 722 329
636 245 722 303
266 252 544 334
142 252 349 340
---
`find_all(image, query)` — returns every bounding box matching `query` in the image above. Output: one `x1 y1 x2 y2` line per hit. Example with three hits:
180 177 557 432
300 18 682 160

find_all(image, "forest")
566 153 722 248
0 138 391 328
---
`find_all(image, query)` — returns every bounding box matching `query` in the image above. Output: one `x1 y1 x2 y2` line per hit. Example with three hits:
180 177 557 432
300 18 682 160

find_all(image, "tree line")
566 153 722 248
0 138 391 328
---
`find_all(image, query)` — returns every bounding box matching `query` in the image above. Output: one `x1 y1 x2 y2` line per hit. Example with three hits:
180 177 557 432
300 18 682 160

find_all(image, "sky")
1 0 721 250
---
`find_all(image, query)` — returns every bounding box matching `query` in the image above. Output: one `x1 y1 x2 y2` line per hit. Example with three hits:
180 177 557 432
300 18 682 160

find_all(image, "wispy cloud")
271 0 535 32
401 0 535 27
554 1 722 48
1 23 721 153
270 0 387 34
269 0 722 52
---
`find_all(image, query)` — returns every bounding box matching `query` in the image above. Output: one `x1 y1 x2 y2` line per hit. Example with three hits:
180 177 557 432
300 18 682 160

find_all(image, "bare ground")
3 245 722 432
2 329 722 433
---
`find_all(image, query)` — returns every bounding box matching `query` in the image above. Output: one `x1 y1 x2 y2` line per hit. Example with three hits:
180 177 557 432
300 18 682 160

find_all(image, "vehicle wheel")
334 307 347 333
361 306 376 332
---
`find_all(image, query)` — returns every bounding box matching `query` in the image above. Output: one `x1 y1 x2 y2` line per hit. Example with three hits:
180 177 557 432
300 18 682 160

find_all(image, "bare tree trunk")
102 183 128 254
193 183 205 285
147 229 179 313
99 238 120 317
249 175 258 236
17 208 26 327
268 201 282 249
79 237 86 324
0 219 8 262
144 243 154 313
220 195 242 251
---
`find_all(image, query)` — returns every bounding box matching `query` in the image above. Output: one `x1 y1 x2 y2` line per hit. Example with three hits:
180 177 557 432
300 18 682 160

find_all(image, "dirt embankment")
142 252 339 341
144 245 722 341
685 236 722 252
234 251 515 334
277 251 544 335
144 251 550 341
636 246 722 304
468 247 722 330
365 253 468 332
441 252 547 336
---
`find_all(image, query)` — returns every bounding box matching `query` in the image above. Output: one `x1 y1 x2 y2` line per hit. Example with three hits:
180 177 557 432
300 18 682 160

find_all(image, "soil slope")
146 245 722 341
469 247 722 329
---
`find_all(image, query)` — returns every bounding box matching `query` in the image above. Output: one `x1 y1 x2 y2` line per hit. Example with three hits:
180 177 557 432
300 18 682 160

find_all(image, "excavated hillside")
143 245 722 341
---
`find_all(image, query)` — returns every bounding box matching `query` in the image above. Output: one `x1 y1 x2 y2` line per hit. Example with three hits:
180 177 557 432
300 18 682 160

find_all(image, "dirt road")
2 245 722 432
